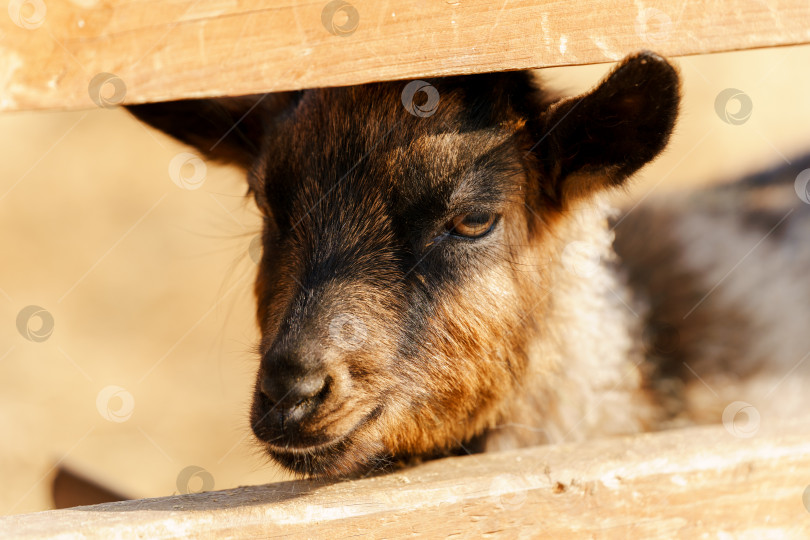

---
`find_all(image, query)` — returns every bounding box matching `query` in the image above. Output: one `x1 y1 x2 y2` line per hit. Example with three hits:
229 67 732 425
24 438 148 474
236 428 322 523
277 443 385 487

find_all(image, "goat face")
128 51 679 477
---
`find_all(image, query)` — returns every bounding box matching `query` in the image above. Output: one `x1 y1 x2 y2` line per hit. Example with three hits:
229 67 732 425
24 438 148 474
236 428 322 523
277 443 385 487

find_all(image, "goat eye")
447 212 498 239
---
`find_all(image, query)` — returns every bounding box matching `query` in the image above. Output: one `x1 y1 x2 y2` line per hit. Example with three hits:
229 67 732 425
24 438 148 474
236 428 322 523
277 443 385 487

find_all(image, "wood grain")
3 420 810 538
0 1 808 112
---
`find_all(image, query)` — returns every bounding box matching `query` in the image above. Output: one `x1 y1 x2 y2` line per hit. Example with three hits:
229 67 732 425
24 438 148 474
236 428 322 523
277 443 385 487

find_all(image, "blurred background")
1 44 809 515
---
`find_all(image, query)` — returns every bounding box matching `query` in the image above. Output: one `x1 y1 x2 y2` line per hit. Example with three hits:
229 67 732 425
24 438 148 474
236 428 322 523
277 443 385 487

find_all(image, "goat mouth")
259 405 385 477
264 403 381 452
251 384 375 448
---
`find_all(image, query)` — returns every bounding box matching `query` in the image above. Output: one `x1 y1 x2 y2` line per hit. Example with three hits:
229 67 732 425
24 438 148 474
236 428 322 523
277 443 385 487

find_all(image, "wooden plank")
0 1 809 112
3 420 810 539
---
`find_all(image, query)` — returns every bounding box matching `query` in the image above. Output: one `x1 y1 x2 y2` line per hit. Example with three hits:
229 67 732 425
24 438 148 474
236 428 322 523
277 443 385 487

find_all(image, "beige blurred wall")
1 44 809 515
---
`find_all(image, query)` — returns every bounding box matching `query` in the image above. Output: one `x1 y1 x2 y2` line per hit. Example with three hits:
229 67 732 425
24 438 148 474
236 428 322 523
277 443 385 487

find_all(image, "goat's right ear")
126 93 299 170
530 51 680 207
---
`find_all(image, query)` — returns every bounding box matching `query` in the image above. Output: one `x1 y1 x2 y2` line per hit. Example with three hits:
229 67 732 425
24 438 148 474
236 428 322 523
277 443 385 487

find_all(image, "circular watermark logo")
401 81 440 118
803 485 810 513
635 8 672 45
96 385 135 423
248 234 262 264
169 152 207 190
714 88 753 125
176 465 215 494
561 241 601 278
794 168 810 205
488 474 528 511
321 0 359 36
8 0 46 29
88 73 127 108
328 313 367 351
16 305 54 342
722 401 760 438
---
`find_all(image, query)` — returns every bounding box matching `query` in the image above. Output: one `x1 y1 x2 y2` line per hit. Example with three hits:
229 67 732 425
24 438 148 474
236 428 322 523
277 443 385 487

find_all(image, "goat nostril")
295 374 329 402
259 374 277 402
260 372 330 410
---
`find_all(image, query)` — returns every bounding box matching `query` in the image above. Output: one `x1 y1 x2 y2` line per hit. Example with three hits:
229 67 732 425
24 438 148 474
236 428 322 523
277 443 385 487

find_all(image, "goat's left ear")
532 51 680 205
126 92 300 170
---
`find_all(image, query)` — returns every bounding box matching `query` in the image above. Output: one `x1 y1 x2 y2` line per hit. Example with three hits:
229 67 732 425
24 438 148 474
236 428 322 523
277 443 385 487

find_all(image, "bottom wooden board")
2 420 810 539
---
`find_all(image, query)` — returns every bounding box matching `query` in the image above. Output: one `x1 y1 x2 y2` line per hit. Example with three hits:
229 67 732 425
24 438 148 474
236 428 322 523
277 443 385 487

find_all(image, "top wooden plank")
0 0 809 112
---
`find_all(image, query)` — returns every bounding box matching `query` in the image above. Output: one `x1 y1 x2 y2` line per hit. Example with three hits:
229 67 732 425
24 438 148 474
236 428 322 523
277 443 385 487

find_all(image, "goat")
128 51 810 478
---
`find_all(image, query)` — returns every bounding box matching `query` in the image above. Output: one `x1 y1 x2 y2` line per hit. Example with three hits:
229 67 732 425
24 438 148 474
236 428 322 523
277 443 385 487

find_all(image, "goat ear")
532 51 680 205
126 93 299 169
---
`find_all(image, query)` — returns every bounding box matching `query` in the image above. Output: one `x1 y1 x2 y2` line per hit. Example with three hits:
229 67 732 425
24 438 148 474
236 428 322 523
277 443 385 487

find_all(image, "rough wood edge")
3 420 810 539
0 0 809 112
